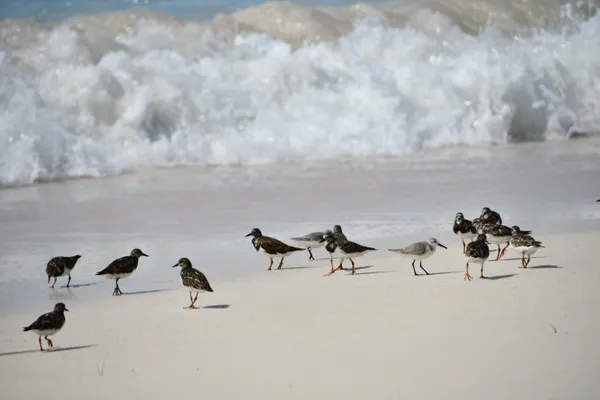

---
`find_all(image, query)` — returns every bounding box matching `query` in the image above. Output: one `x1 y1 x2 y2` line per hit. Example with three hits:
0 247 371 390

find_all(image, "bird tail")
95 270 106 276
366 247 377 251
23 326 31 332
291 246 305 251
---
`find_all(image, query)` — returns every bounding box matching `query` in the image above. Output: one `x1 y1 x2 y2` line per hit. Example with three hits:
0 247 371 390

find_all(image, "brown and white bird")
509 227 544 268
46 255 82 288
452 212 477 254
322 232 377 275
464 234 490 281
245 228 305 270
172 258 213 309
95 248 149 296
478 223 531 261
23 302 68 351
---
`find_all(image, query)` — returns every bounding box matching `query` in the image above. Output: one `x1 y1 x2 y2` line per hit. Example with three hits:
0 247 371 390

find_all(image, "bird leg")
38 336 44 351
112 278 122 296
499 243 509 259
277 257 285 270
327 260 344 276
267 258 273 271
45 336 54 349
462 240 466 254
464 262 472 281
419 261 430 275
524 255 531 268
350 259 355 275
411 260 419 276
51 278 57 289
521 252 525 268
480 262 487 279
308 248 314 261
67 275 71 288
494 245 501 261
186 293 199 309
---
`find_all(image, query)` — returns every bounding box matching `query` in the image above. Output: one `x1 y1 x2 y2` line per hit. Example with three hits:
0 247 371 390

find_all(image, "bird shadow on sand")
486 273 517 281
123 288 171 296
524 264 561 270
203 304 231 310
426 271 462 276
494 256 550 262
281 265 321 270
353 270 394 276
58 282 102 289
0 344 98 357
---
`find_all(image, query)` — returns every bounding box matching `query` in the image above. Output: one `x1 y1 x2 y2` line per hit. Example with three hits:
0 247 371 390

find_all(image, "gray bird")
290 231 329 260
389 238 447 276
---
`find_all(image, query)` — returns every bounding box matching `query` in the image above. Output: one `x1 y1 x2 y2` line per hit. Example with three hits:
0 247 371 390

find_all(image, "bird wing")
46 258 66 277
390 242 427 255
291 232 324 242
25 312 62 331
466 242 490 259
341 241 376 253
491 225 512 236
258 236 304 254
182 269 214 292
511 234 543 248
97 256 136 275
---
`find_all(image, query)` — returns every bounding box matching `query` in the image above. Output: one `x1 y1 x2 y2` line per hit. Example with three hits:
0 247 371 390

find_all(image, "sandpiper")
322 232 376 275
478 223 531 261
95 248 149 296
245 228 305 270
480 207 502 225
453 213 477 254
172 258 213 309
23 302 68 351
464 234 490 281
509 227 544 268
46 255 82 288
389 238 447 276
291 231 329 260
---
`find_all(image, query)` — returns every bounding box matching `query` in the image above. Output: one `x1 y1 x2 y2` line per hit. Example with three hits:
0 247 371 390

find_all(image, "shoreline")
1 229 599 399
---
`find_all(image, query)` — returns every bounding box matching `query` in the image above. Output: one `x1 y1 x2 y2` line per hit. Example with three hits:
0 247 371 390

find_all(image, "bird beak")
438 243 448 249
141 252 149 257
64 308 69 312
245 232 252 237
172 263 179 268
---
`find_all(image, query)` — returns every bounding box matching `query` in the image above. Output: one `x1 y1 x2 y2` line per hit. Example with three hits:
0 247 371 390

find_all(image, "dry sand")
1 229 599 399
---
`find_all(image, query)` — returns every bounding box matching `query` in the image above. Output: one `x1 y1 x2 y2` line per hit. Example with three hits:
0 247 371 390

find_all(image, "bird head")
54 303 69 313
172 258 192 269
131 248 149 258
428 238 448 249
245 228 262 238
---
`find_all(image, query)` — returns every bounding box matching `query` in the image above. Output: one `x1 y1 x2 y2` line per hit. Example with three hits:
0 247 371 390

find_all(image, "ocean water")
0 0 599 187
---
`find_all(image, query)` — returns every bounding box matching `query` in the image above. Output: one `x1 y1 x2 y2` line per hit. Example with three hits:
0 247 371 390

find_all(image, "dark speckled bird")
453 212 477 254
245 228 305 271
46 255 82 288
509 227 545 268
478 223 531 261
95 248 149 296
23 302 68 351
322 232 377 275
464 234 490 281
172 258 213 309
331 224 349 269
480 207 503 225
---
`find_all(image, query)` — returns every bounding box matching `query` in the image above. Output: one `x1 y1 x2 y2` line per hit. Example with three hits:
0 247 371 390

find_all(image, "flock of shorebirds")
23 206 545 352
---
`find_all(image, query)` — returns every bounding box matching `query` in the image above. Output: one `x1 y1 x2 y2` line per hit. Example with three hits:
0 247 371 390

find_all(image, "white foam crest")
1 3 600 186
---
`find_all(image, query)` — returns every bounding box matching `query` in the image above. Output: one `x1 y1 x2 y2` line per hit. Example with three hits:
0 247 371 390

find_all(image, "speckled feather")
453 218 476 235
466 238 490 260
46 255 81 278
252 236 304 255
510 234 544 248
181 268 213 292
23 309 66 332
96 255 139 276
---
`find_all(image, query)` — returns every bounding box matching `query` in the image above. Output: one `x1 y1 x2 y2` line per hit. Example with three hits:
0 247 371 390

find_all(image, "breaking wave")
1 0 599 186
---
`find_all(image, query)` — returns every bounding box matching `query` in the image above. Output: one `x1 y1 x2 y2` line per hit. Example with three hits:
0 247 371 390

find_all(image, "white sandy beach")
1 229 599 399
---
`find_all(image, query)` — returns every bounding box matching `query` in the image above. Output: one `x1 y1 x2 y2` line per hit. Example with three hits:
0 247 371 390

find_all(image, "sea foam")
0 0 599 187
